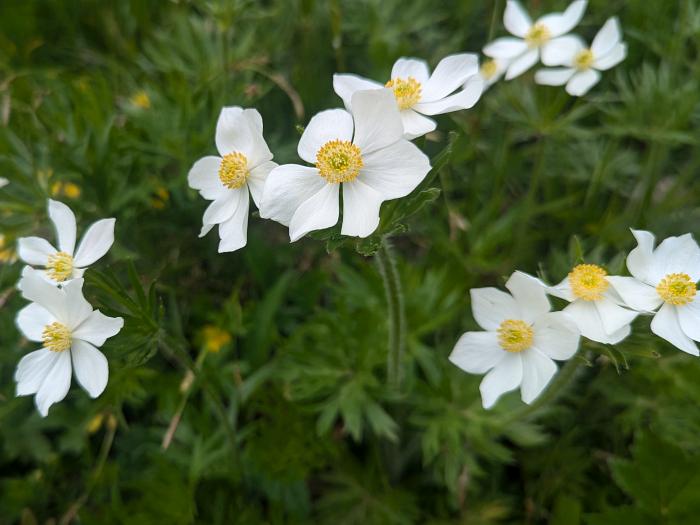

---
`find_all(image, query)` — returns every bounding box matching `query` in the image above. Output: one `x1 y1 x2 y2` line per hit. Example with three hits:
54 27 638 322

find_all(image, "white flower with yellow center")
477 57 510 89
537 264 638 344
484 0 587 80
535 17 627 96
449 271 580 409
14 267 123 416
606 230 700 356
18 200 115 285
187 107 277 252
333 54 483 140
260 89 431 241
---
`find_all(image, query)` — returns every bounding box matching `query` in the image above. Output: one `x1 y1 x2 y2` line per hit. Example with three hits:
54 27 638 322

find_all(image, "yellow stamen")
385 76 422 110
218 152 249 189
497 319 534 353
573 48 594 70
315 139 363 183
525 23 551 47
46 251 74 282
480 60 499 80
42 322 71 352
569 264 609 301
657 273 697 306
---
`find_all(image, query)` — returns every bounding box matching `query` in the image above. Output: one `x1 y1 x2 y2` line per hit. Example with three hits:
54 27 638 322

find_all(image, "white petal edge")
297 108 354 165
480 353 523 409
566 69 601 97
71 339 109 398
351 89 404 155
218 188 250 253
503 0 532 38
340 179 384 238
18 237 57 267
35 349 72 417
471 287 520 331
73 218 116 268
16 302 55 342
505 271 551 324
48 199 77 255
651 303 699 356
520 348 557 404
449 331 506 374
288 183 339 242
332 74 384 111
259 164 326 227
73 310 124 347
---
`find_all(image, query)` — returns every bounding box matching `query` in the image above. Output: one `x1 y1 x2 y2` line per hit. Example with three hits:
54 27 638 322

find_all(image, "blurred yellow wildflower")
51 181 81 199
150 186 170 209
130 90 151 109
0 234 17 264
201 325 231 353
86 413 104 433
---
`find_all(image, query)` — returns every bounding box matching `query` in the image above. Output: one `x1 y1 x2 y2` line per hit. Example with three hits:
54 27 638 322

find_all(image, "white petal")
35 349 72 417
62 278 94 330
547 276 576 301
71 339 109 398
535 67 576 86
18 237 56 266
505 271 551 324
16 302 55 342
359 139 430 199
626 229 656 283
218 188 250 253
593 43 627 70
651 233 700 283
537 0 587 37
200 190 239 230
677 298 700 342
532 311 580 360
19 267 66 320
414 75 483 115
541 35 585 67
449 331 505 374
188 156 224 199
606 276 662 312
591 17 622 57
505 48 539 80
595 296 639 335
247 160 277 208
566 69 601 96
351 89 404 155
471 287 520 331
483 37 529 59
289 183 339 242
520 348 557 404
73 310 124 347
480 353 523 409
564 300 628 344
391 57 430 83
421 53 479 102
215 107 273 166
259 164 326 227
48 200 77 255
332 74 384 110
15 348 61 396
399 109 437 140
503 0 532 37
341 179 383 238
651 303 699 356
298 109 354 164
73 218 116 268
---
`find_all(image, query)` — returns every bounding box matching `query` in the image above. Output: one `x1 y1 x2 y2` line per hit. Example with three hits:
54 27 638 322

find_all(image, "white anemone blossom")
477 57 510 89
607 230 700 356
15 267 123 416
260 89 431 241
535 264 638 344
484 0 587 80
449 271 580 409
18 199 115 285
333 54 483 140
188 107 277 252
535 17 627 96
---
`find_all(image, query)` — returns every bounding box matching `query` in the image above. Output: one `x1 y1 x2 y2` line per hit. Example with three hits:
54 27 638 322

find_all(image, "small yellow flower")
201 325 232 353
51 181 81 199
130 90 151 109
86 413 104 433
150 186 170 209
0 234 17 264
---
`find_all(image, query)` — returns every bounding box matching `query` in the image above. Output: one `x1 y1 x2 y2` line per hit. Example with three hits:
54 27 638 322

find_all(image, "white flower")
449 271 580 409
18 200 115 285
333 54 483 140
477 57 510 89
484 0 587 80
187 107 277 253
607 230 700 356
535 17 627 96
536 264 638 344
0 177 8 188
15 267 123 416
260 89 431 241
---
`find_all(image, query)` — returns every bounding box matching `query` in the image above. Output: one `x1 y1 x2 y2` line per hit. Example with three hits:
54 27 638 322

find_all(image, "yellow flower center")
480 60 499 80
46 251 74 282
656 273 697 306
385 76 422 110
315 139 363 183
525 23 551 47
568 264 609 301
573 48 594 70
497 319 534 353
42 322 71 352
218 152 249 189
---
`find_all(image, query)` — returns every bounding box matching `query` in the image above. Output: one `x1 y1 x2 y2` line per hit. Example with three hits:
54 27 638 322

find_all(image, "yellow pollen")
656 273 697 306
315 139 363 183
42 322 71 352
525 23 551 47
573 48 594 70
497 319 534 353
46 251 74 282
569 264 609 301
218 152 249 189
385 76 422 110
480 60 499 79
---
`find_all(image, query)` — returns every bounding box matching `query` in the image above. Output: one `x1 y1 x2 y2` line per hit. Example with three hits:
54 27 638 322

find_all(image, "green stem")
375 237 406 389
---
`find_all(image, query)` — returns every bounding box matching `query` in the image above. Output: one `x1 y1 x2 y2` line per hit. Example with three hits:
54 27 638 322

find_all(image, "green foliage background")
1 0 700 523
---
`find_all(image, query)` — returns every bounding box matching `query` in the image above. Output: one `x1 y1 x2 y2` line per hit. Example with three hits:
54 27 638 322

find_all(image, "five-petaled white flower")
188 107 277 252
333 55 483 140
607 230 700 356
18 200 115 285
535 264 637 344
484 0 587 80
15 267 124 416
450 271 580 409
260 89 431 241
535 17 627 96
477 57 510 89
